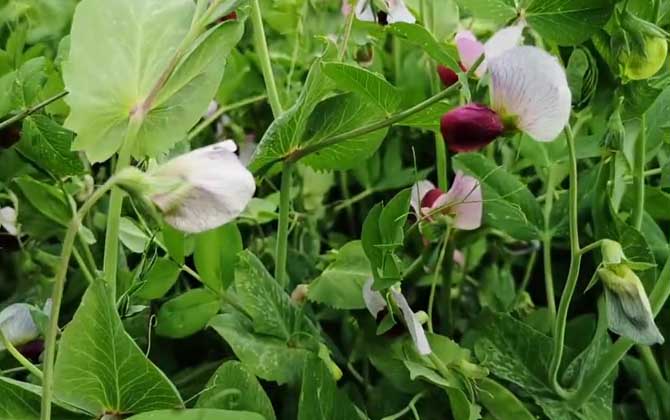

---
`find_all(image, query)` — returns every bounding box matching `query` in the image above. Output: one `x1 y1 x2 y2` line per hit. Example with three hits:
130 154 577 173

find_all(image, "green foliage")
156 288 220 338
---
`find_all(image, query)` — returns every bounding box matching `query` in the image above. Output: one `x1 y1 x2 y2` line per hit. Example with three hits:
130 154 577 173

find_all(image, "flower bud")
603 100 625 151
598 264 664 345
437 65 458 87
420 188 445 208
291 284 309 304
600 239 625 265
440 104 504 152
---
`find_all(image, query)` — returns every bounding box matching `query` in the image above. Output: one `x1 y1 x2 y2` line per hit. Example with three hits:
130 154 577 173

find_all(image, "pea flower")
456 23 525 77
437 65 458 87
441 46 572 152
0 301 50 352
118 141 255 233
0 206 17 236
595 239 664 345
363 279 431 355
342 0 375 22
386 0 415 24
410 172 482 230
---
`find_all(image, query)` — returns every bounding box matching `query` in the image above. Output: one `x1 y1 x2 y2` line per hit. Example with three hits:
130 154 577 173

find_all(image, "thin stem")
427 234 448 333
250 0 283 117
338 7 355 61
73 246 95 284
0 329 43 380
333 188 375 212
548 125 581 398
435 132 448 191
632 113 646 230
41 179 116 420
442 237 456 336
513 250 538 307
187 94 267 140
381 392 427 420
0 91 68 131
637 345 670 417
577 240 605 257
569 254 670 407
339 171 356 232
542 168 558 322
275 162 293 287
102 116 143 299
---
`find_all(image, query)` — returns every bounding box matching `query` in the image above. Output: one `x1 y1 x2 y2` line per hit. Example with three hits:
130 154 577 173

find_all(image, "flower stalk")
275 162 293 287
251 0 283 117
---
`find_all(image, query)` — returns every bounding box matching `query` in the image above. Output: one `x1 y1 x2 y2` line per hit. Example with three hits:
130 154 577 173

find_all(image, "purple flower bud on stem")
437 65 458 87
440 104 504 152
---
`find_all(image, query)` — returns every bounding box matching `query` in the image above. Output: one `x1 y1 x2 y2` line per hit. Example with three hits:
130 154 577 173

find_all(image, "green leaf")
11 57 47 108
361 203 384 274
307 241 372 310
162 223 186 264
386 23 459 70
249 60 334 173
209 313 312 384
196 361 277 420
64 0 243 162
134 257 182 300
455 0 614 46
126 409 265 420
14 175 70 225
155 288 220 338
0 377 88 420
119 217 150 253
234 250 301 340
322 62 401 114
54 279 183 416
298 357 360 420
474 313 614 420
194 223 243 293
301 93 388 171
378 188 411 246
478 378 535 420
453 153 543 240
15 115 84 176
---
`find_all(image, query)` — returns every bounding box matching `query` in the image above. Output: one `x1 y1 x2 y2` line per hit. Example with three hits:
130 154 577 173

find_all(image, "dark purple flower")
440 104 504 152
437 65 458 87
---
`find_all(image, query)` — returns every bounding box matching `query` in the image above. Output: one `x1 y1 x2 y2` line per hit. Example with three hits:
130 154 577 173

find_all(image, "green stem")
435 132 448 191
41 179 116 420
381 392 427 420
102 116 143 299
542 168 558 322
569 254 670 407
638 345 670 417
250 0 283 117
338 7 355 61
513 250 538 308
188 94 267 140
339 171 356 232
442 236 456 336
632 113 646 230
548 125 581 398
427 235 448 333
577 240 605 257
0 91 68 131
333 188 375 212
0 329 43 380
275 162 293 287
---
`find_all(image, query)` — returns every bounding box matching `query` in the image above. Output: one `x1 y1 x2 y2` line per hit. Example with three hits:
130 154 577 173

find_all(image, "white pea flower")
119 141 255 233
363 278 431 355
0 301 50 350
456 23 525 77
342 0 375 22
0 206 17 236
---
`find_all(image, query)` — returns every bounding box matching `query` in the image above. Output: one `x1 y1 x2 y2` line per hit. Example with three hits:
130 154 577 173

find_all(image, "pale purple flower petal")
386 0 415 24
391 290 431 355
488 46 571 142
341 0 353 16
204 100 218 119
363 278 387 318
483 24 524 62
443 171 482 230
410 180 435 215
0 303 39 350
0 207 17 236
354 0 375 22
456 31 485 76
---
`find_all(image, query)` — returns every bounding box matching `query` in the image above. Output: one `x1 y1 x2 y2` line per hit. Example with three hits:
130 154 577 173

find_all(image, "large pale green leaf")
322 62 401 114
134 257 182 300
234 250 301 340
64 0 243 162
209 313 312 384
16 115 84 176
196 361 276 420
307 241 372 310
386 23 459 70
298 357 360 420
54 279 183 416
127 409 264 420
0 377 88 420
478 378 535 420
453 153 543 240
194 223 243 293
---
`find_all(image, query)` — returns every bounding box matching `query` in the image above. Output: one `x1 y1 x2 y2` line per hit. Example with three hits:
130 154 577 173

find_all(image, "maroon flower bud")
420 188 444 208
218 11 237 23
18 339 44 361
437 65 458 87
0 122 22 149
440 104 504 152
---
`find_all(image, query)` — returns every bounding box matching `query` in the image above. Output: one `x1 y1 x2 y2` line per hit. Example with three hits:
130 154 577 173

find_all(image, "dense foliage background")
1 0 670 419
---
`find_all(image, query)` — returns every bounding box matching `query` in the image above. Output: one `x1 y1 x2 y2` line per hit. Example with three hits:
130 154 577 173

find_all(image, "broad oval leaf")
155 288 220 339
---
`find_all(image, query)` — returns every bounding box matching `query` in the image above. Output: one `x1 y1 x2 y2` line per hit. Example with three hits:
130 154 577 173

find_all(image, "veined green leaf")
298 357 360 420
127 409 264 420
194 223 243 293
155 288 220 338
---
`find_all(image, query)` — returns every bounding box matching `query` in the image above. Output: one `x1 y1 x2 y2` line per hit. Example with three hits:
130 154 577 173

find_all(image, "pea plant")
1 0 670 419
